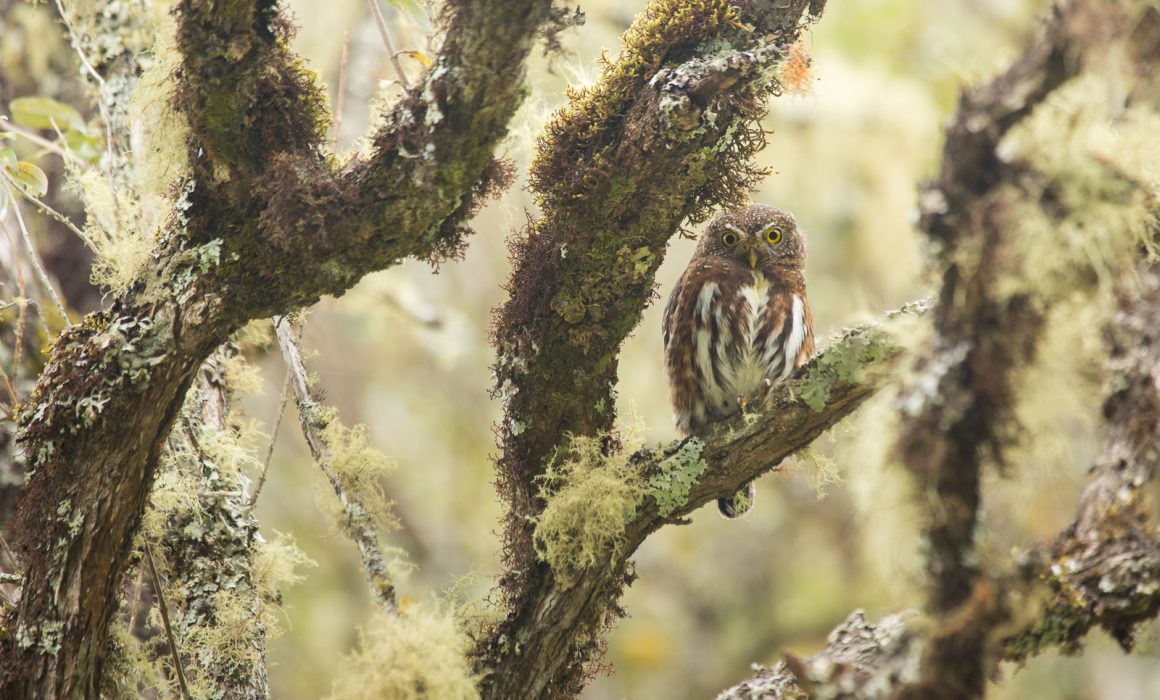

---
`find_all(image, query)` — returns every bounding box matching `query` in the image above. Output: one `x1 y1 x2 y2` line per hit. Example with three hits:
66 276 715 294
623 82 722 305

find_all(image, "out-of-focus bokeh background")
5 0 1160 697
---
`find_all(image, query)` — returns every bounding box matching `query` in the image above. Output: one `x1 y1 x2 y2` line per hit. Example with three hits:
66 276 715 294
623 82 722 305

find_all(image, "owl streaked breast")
662 204 815 518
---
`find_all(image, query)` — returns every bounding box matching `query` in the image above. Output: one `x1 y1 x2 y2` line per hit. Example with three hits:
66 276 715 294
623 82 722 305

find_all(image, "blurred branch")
714 2 1160 697
273 316 399 613
1005 266 1160 661
891 5 1082 696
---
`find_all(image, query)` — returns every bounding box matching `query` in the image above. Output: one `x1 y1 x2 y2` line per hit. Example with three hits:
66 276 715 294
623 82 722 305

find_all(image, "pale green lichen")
533 433 647 577
647 437 708 517
328 603 480 700
798 329 896 412
317 410 400 533
1001 75 1160 300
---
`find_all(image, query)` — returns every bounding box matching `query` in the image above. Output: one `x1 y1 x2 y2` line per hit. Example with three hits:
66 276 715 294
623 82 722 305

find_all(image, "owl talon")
762 377 773 394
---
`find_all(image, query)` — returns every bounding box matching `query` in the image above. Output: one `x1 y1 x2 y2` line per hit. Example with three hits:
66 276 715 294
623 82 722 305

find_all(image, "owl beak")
746 248 758 269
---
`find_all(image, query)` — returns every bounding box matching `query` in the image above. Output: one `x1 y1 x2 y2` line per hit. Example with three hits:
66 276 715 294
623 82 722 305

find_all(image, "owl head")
695 204 805 269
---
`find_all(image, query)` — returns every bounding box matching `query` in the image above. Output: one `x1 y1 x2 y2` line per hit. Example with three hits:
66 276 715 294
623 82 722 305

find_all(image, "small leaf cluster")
2 95 100 197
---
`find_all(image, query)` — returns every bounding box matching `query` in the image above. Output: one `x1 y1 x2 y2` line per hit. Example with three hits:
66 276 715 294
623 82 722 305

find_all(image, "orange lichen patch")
779 39 815 96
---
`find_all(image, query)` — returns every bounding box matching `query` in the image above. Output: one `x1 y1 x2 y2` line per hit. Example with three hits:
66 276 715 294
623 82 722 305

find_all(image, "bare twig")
13 187 96 252
246 368 291 511
3 189 71 327
332 31 350 151
368 0 412 90
0 118 88 168
144 542 191 700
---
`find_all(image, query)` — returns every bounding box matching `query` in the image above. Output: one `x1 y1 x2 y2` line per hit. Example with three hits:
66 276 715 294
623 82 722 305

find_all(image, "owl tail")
717 481 756 519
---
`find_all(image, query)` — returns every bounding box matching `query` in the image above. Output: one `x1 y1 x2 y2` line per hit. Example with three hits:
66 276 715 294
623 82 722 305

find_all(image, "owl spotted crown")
662 204 815 518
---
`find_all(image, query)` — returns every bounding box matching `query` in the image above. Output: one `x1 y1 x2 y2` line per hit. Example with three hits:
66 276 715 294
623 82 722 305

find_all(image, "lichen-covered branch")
894 1 1160 695
2 0 554 694
1005 266 1160 661
274 316 398 611
715 610 921 700
482 2 827 696
152 355 269 699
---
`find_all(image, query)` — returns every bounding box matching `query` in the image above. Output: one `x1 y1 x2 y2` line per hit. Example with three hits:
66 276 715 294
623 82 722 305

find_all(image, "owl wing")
663 263 748 434
756 287 815 380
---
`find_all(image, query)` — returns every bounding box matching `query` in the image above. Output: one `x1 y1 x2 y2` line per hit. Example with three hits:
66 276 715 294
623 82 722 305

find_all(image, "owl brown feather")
662 204 815 518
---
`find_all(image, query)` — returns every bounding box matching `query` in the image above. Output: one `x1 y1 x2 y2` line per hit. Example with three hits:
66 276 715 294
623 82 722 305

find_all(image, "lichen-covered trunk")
3 302 226 698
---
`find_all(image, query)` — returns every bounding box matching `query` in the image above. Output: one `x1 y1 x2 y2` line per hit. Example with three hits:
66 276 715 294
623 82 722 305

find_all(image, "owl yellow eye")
721 231 739 247
764 226 783 244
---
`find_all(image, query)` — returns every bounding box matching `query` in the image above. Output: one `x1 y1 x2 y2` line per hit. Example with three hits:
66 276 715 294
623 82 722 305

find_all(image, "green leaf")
385 0 434 34
65 129 101 163
9 96 84 131
14 161 49 196
0 147 16 174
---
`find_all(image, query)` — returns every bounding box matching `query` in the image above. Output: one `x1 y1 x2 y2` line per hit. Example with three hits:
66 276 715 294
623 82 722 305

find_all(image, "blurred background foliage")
3 0 1159 697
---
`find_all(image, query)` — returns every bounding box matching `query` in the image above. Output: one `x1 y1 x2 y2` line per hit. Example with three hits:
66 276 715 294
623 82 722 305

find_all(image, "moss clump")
533 434 646 578
531 0 747 211
329 604 480 700
798 329 895 411
647 438 708 517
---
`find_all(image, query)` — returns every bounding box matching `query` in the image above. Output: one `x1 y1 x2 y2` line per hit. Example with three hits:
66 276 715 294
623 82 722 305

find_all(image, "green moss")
532 434 647 578
530 0 745 210
647 438 708 517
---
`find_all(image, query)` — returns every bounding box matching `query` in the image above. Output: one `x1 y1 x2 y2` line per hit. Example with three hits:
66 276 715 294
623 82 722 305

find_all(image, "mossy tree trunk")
0 0 553 695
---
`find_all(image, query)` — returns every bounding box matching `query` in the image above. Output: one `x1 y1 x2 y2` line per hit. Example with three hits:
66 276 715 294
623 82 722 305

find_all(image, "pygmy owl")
662 204 815 518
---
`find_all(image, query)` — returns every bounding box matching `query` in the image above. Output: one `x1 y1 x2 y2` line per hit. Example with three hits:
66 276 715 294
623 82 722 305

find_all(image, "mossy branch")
627 301 927 533
4 1 555 694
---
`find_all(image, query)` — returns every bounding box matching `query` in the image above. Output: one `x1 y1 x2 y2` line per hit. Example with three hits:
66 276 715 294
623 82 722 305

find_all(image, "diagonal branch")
274 316 399 612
